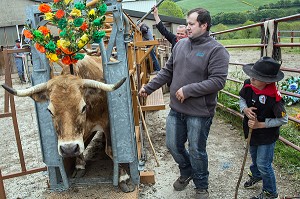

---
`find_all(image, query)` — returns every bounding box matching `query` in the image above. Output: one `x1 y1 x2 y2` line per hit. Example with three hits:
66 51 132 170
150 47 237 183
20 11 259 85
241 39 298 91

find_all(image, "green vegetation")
158 0 184 18
176 0 278 16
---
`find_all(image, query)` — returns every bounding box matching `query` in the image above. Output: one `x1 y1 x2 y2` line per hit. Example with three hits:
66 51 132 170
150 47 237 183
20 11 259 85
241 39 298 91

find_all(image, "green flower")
98 3 107 16
93 18 102 26
33 30 44 41
45 40 56 53
93 30 106 43
59 29 67 37
74 2 86 10
58 18 67 29
74 18 84 27
73 53 85 60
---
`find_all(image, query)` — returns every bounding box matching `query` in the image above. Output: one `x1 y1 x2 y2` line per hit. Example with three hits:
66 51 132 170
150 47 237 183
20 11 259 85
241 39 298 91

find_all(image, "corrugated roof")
122 0 156 13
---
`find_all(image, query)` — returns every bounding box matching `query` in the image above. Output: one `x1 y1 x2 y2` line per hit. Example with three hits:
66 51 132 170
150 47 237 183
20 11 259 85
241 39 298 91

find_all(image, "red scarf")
244 82 282 102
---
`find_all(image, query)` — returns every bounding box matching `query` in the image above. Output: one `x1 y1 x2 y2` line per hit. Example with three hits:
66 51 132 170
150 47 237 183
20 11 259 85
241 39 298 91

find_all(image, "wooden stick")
234 128 253 199
136 96 160 167
86 0 99 7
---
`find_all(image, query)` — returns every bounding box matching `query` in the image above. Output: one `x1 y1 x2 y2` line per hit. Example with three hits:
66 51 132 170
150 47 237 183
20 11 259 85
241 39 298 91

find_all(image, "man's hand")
152 6 158 16
138 87 148 97
175 88 185 103
243 107 257 120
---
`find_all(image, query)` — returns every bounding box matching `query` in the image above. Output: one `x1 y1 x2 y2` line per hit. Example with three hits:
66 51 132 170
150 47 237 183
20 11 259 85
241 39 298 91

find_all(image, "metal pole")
136 0 165 26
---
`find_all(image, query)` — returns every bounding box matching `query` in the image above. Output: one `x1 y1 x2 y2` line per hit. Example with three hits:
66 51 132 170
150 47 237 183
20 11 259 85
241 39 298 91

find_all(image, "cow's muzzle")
59 143 81 157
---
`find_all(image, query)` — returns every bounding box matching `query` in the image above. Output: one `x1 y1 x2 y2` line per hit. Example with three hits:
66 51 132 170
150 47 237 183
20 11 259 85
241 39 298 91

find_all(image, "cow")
2 55 135 192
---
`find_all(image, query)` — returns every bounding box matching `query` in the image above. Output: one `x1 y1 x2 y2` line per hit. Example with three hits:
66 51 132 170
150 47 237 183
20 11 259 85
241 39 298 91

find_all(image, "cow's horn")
2 83 47 97
83 77 126 91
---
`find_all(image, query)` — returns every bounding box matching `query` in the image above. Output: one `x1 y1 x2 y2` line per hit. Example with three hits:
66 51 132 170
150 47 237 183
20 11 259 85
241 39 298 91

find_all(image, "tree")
158 0 184 18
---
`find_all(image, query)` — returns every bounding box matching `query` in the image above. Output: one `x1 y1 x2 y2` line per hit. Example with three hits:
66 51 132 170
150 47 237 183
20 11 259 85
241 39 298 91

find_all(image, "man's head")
15 39 21 48
176 25 187 41
186 8 211 39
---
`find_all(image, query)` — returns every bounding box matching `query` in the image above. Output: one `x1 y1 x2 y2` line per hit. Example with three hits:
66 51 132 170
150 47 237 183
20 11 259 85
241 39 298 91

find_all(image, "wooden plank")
141 87 165 111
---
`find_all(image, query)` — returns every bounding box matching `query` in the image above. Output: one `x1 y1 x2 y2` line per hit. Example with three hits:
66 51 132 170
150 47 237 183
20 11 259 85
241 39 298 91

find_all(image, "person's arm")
153 6 176 44
142 53 174 95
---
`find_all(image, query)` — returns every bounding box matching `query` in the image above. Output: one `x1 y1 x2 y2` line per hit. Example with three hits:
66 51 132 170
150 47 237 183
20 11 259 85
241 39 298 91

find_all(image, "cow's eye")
47 108 54 117
81 105 87 114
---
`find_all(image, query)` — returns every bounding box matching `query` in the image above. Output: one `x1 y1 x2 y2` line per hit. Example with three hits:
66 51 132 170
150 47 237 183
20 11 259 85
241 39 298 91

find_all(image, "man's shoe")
195 188 209 199
250 191 279 199
173 176 192 191
244 176 262 188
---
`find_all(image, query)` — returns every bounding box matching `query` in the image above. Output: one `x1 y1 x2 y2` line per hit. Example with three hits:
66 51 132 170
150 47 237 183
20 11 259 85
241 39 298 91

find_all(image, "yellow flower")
89 9 95 16
45 12 54 20
57 40 61 48
80 34 89 42
70 8 81 17
60 39 71 48
47 53 59 62
64 0 73 4
78 40 86 48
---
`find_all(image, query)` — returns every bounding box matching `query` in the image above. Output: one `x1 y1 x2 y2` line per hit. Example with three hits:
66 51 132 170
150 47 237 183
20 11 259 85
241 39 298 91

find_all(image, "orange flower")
38 4 52 13
62 56 72 65
55 10 65 19
23 30 33 39
38 26 50 35
35 43 46 53
80 22 88 31
71 58 78 64
60 47 73 55
54 0 60 2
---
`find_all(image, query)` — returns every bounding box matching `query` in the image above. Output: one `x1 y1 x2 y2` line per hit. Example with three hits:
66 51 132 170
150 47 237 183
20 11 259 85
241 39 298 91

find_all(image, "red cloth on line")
244 82 282 102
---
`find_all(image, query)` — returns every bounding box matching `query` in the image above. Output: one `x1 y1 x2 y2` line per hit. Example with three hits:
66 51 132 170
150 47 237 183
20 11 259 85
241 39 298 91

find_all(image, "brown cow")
2 55 135 192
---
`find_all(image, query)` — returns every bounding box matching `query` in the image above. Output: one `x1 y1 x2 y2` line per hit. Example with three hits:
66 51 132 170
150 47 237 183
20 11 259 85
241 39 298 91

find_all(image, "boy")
239 56 288 199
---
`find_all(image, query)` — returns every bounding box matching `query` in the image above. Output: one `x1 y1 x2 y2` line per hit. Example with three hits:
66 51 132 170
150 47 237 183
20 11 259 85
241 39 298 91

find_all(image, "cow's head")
2 75 126 157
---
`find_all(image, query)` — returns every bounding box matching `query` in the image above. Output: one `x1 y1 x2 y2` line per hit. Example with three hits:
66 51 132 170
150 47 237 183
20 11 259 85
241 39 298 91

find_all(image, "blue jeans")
249 142 277 195
166 109 212 189
150 49 160 71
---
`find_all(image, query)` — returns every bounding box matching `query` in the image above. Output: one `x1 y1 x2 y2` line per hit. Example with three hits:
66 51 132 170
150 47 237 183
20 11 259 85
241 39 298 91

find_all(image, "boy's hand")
243 107 257 120
248 118 266 129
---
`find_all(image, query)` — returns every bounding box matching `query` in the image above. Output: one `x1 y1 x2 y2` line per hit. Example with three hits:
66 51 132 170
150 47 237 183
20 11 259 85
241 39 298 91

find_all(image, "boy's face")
250 77 269 90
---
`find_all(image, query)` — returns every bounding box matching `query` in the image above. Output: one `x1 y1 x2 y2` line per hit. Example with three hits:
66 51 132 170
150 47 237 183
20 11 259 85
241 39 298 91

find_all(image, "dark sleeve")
273 99 287 118
156 21 176 44
140 24 148 34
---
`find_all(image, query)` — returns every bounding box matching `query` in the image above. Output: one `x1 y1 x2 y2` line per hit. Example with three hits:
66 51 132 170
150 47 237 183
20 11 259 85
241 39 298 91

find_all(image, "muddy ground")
0 50 299 199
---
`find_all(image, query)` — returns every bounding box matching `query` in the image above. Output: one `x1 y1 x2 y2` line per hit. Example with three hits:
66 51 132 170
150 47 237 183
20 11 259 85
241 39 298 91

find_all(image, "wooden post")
0 169 6 199
291 31 294 49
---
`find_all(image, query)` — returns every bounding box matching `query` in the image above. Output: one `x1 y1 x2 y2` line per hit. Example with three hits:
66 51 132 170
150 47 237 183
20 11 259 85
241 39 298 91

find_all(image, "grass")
217 71 300 182
176 0 277 15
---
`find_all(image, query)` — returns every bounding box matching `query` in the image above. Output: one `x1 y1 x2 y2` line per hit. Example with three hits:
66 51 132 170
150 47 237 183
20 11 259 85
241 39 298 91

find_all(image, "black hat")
15 39 21 43
242 56 284 83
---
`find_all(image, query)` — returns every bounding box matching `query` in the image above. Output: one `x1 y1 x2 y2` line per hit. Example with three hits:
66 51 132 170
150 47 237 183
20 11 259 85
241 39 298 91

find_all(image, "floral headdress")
23 0 107 65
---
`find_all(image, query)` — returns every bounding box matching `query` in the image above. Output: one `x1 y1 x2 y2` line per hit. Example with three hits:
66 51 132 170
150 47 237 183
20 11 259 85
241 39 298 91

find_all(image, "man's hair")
187 8 211 31
177 25 187 34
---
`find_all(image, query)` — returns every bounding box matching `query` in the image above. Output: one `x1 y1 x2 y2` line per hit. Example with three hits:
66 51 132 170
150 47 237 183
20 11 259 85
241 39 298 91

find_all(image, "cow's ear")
30 91 49 102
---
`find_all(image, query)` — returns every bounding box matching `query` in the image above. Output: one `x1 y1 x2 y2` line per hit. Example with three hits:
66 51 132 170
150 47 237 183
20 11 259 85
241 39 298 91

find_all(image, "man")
139 23 161 74
139 8 230 199
153 6 187 50
13 39 26 83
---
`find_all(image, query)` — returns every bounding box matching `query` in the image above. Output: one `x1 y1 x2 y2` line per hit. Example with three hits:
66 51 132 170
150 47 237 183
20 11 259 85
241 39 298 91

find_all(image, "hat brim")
243 64 284 83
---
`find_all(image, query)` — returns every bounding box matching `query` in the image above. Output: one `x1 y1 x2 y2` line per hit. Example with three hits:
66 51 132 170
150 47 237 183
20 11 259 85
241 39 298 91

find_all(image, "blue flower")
289 83 298 91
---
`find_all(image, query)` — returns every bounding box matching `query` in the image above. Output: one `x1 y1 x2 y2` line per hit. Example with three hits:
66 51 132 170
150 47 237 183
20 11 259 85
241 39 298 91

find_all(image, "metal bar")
0 169 6 199
274 43 300 47
279 136 300 152
136 0 165 25
3 49 10 113
0 112 12 118
2 167 47 180
10 93 27 172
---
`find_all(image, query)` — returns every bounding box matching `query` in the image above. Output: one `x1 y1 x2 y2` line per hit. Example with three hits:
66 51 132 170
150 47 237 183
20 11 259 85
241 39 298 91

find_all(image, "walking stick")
234 128 253 199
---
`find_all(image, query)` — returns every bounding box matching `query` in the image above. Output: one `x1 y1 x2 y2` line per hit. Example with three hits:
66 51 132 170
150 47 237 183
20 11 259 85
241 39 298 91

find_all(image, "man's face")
176 27 187 40
186 12 207 39
16 42 21 48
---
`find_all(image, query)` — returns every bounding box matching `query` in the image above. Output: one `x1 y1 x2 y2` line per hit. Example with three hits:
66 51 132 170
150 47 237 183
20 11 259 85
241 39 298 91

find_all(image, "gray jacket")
144 31 230 117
